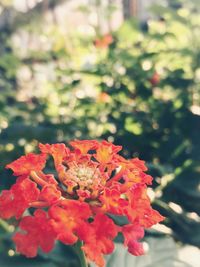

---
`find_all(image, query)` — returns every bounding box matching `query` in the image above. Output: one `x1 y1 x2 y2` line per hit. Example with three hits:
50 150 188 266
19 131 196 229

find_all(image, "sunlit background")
0 0 200 266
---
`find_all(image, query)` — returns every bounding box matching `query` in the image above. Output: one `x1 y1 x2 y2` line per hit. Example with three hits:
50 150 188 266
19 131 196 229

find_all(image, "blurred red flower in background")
149 72 160 86
0 140 164 267
94 34 113 49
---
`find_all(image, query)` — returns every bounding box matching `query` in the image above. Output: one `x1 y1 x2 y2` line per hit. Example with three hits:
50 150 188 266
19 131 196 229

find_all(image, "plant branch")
73 240 88 267
0 0 68 32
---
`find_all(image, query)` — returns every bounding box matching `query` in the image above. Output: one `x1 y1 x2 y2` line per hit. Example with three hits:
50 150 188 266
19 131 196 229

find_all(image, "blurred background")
0 0 200 266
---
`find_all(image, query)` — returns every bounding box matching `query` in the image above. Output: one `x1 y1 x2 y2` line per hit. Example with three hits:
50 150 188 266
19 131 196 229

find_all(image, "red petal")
13 232 38 258
69 140 98 154
99 185 128 215
39 143 69 172
39 143 69 163
121 224 145 256
0 177 40 219
127 240 144 256
13 210 56 257
49 200 91 245
77 214 119 267
130 158 148 171
95 140 122 164
122 224 144 245
6 153 46 176
0 190 15 219
39 185 61 205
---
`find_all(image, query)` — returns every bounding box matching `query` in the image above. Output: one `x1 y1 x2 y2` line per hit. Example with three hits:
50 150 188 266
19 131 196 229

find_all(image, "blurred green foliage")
0 0 200 266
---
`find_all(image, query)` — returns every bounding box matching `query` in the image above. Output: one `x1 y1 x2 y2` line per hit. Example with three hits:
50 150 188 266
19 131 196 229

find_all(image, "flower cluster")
0 140 164 267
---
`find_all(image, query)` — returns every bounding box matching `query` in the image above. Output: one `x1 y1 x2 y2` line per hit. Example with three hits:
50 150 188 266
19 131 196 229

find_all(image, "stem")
29 201 50 208
0 218 13 233
73 240 88 267
106 168 126 186
30 171 48 186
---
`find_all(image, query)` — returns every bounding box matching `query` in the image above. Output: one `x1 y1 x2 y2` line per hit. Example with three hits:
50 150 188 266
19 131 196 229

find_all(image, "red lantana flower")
0 140 164 267
94 34 113 49
149 72 160 86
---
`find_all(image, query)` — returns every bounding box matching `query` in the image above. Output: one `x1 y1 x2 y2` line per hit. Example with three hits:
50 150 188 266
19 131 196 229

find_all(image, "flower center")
63 164 103 196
